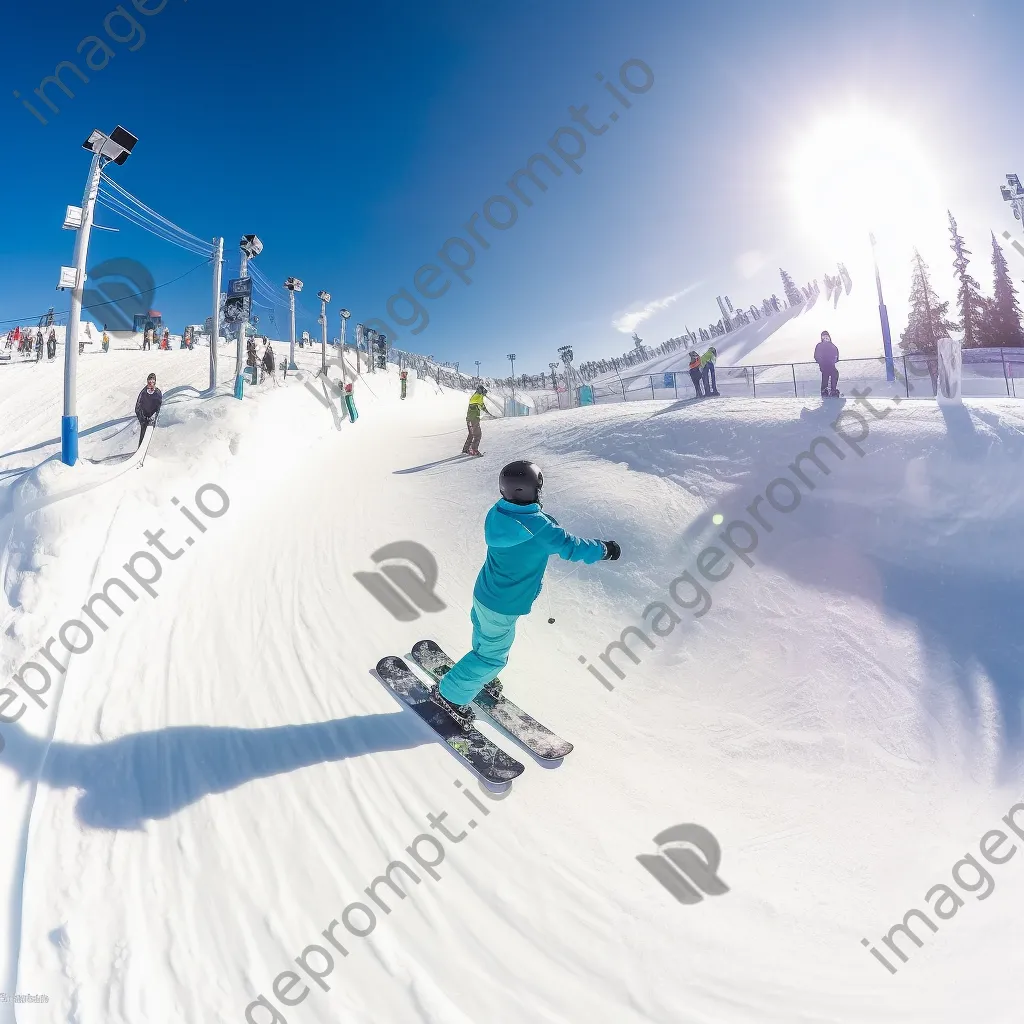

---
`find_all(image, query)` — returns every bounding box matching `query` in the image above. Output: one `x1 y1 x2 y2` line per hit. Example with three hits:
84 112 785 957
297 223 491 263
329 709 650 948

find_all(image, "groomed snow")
2 343 1023 1023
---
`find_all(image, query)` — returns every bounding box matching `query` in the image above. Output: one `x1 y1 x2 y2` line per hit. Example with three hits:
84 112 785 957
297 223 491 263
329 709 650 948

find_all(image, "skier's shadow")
0 713 432 831
394 455 472 474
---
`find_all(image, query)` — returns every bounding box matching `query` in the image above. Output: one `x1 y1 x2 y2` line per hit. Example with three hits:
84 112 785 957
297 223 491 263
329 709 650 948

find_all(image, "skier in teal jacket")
430 461 620 728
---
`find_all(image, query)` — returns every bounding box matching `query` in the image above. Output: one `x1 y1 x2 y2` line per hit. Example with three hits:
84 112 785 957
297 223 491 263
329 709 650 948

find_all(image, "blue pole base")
61 416 79 466
234 374 245 400
288 361 297 370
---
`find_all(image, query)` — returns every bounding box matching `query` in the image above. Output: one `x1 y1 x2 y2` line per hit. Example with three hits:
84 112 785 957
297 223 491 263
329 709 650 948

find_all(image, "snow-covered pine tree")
780 268 803 307
981 232 1024 347
900 249 958 355
948 210 986 348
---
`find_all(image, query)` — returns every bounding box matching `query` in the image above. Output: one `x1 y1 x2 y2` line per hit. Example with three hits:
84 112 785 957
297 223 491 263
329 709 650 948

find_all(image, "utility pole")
285 277 303 371
549 361 559 390
507 353 516 399
59 125 138 465
210 237 223 391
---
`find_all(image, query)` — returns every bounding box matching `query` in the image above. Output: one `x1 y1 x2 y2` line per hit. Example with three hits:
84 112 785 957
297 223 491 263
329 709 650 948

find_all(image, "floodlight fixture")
340 308 351 319
82 125 137 165
240 234 263 257
285 277 304 292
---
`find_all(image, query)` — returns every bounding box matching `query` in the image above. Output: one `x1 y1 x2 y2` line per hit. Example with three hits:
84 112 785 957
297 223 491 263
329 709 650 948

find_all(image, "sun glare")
789 103 945 251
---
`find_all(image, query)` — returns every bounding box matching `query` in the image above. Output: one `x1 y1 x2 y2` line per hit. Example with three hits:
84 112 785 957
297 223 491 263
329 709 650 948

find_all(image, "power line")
0 259 213 327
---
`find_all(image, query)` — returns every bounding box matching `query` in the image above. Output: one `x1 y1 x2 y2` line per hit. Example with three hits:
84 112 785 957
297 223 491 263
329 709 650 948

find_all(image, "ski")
375 656 524 784
409 640 573 762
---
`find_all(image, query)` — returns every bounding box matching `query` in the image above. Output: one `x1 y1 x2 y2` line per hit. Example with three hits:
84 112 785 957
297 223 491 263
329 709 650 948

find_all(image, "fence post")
673 372 678 400
792 363 798 397
651 375 656 399
751 366 757 398
1002 348 1010 397
904 355 910 398
620 379 626 401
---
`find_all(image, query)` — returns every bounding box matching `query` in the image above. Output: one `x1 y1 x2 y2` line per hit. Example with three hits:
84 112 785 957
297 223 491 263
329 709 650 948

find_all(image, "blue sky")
3 0 1023 375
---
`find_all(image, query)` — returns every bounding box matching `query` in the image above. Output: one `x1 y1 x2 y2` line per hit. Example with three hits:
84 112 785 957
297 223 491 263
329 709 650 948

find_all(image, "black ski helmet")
499 461 543 505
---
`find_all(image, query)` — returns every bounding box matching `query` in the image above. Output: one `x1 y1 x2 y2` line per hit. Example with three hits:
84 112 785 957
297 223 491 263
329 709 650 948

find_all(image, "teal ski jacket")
473 499 606 615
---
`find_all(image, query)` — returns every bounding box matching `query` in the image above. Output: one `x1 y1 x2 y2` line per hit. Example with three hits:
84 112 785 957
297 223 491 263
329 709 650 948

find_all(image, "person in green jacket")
700 346 720 397
461 386 493 456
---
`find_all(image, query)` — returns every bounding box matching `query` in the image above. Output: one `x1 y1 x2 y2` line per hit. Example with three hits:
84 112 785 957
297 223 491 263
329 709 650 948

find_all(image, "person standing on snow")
814 330 840 397
687 350 705 398
462 385 493 456
135 372 163 448
428 461 620 729
700 345 720 396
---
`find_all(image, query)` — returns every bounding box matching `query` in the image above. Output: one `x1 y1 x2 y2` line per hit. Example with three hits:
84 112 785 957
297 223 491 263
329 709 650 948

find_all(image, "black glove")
602 540 621 561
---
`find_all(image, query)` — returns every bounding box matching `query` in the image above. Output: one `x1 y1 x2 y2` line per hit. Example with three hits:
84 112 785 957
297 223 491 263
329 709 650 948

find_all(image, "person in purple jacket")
814 330 841 398
429 460 620 729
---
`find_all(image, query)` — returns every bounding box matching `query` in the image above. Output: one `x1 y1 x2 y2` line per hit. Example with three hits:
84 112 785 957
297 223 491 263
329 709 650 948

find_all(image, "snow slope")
2 345 1024 1023
595 255 885 382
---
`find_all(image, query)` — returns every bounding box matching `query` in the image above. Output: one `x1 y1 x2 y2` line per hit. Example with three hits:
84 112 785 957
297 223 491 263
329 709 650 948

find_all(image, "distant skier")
34 332 43 362
700 346 720 396
428 461 620 729
814 330 840 397
135 373 162 448
101 327 109 353
400 369 408 400
246 337 259 384
687 350 705 397
461 385 493 456
47 330 57 360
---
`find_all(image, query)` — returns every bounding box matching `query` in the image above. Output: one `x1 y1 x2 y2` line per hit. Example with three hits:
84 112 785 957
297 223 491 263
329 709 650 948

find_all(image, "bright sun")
789 103 945 250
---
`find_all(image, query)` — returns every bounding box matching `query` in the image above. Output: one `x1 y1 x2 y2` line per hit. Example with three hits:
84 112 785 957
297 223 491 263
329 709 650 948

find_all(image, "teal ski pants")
438 599 519 705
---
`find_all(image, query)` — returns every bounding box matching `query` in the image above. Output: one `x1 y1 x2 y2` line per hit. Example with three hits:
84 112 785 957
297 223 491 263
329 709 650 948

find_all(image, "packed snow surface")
1 341 1023 1023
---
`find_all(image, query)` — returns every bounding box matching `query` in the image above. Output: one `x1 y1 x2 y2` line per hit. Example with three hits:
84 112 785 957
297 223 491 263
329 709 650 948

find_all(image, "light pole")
317 290 331 376
285 277 303 370
339 308 351 381
367 329 377 373
558 345 576 407
869 232 895 383
475 359 481 381
507 353 516 399
59 125 138 465
549 361 559 391
1000 174 1024 238
235 234 262 397
210 237 223 392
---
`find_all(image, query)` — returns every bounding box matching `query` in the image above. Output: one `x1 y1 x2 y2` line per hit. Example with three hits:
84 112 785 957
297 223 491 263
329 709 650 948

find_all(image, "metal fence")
573 349 1024 406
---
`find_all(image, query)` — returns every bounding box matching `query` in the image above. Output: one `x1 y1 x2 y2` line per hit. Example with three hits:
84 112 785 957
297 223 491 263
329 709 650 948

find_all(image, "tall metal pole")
235 248 249 395
62 150 103 466
339 311 349 384
319 297 328 376
209 237 223 392
870 232 895 383
289 289 297 370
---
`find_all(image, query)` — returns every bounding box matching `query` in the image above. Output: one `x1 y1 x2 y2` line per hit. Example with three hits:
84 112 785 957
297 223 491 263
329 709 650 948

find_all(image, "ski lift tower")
317 290 331 376
558 345 577 407
59 125 138 466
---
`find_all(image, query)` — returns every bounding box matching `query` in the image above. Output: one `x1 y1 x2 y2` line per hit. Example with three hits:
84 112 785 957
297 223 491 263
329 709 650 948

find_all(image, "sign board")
223 278 252 324
663 373 674 389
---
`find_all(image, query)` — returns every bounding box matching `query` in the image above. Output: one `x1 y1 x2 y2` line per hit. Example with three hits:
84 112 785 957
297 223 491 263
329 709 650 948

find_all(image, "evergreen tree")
900 250 958 355
948 210 986 348
780 268 803 307
981 232 1024 347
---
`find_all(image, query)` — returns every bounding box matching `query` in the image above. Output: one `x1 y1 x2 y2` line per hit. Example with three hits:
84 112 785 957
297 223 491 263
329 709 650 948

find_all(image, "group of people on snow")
4 326 58 361
246 336 279 386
